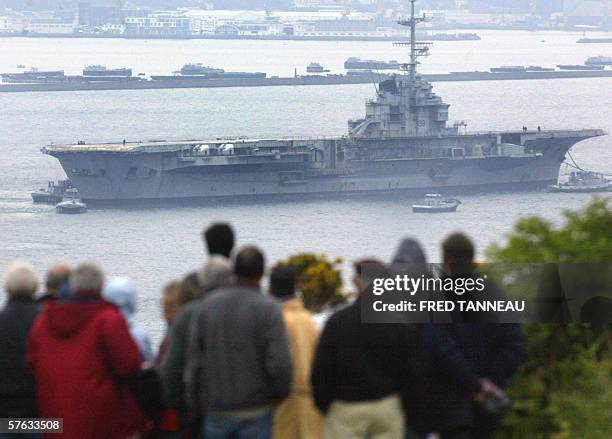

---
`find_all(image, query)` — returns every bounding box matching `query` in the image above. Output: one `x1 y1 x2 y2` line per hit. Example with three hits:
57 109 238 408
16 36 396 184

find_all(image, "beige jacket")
273 298 322 439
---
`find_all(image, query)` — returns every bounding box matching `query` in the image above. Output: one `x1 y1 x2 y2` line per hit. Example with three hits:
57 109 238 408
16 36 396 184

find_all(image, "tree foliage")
487 198 612 263
276 253 347 312
487 198 612 438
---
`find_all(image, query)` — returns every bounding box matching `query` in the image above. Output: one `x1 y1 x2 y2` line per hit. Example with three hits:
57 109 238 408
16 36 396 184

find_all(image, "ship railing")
456 128 606 137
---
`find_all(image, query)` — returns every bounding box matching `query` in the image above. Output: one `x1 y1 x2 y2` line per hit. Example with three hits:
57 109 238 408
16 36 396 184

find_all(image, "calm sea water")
0 33 611 341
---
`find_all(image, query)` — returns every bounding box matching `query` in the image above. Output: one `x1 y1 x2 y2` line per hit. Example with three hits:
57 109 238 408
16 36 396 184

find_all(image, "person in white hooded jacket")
104 277 154 363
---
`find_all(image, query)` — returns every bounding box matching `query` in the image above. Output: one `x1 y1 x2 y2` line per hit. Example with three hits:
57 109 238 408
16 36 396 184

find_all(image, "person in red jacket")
27 262 148 439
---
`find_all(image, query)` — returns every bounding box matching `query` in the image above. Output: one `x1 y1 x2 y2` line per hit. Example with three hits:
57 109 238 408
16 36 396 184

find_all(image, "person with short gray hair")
1 261 41 420
4 261 38 296
197 255 235 291
69 262 104 297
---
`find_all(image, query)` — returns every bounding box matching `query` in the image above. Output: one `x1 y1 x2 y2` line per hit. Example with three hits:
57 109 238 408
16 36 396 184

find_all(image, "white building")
0 11 26 32
292 18 402 38
25 18 75 34
100 23 125 34
124 12 191 35
189 15 218 34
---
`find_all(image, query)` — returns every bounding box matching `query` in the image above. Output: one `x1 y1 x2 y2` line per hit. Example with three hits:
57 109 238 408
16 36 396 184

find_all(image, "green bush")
276 253 348 312
487 198 612 438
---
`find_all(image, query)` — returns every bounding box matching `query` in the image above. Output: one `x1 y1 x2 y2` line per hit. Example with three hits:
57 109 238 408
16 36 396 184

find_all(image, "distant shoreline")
0 32 478 42
1 25 607 42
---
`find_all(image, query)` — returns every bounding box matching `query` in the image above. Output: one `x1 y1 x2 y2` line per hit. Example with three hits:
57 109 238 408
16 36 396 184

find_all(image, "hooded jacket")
272 297 322 439
27 299 147 439
103 277 154 363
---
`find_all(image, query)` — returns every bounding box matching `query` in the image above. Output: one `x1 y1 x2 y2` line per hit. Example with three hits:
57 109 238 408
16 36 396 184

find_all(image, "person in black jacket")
312 254 507 439
0 261 41 429
437 233 526 439
311 259 415 439
389 238 507 438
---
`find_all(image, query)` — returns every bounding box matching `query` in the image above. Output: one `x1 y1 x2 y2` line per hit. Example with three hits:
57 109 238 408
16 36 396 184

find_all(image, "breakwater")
2 70 612 93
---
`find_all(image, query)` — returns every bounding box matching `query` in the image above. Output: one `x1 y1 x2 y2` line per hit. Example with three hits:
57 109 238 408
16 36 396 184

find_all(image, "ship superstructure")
42 1 605 203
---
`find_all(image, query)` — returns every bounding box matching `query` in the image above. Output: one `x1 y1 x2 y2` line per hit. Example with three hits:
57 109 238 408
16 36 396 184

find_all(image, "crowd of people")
0 223 525 439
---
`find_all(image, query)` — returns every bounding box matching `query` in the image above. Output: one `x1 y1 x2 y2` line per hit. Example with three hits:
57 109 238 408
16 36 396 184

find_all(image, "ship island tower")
348 0 456 139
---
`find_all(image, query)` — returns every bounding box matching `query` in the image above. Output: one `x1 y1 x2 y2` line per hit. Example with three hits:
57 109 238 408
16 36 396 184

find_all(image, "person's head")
353 258 386 295
202 223 235 258
161 280 182 324
442 232 475 276
45 263 70 298
103 277 137 318
197 255 233 293
233 246 265 287
4 261 38 297
179 272 201 306
269 265 297 300
70 262 104 298
392 238 427 265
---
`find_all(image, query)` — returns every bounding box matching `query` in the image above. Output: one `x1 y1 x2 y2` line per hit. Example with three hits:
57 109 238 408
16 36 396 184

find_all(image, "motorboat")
547 171 612 193
55 188 88 214
412 194 461 213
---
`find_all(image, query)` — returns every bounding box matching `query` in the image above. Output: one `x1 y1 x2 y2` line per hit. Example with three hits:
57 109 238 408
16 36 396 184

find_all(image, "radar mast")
395 0 432 81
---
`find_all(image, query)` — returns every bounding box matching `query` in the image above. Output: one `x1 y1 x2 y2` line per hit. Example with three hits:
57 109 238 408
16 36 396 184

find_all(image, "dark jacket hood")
43 301 111 338
391 238 429 277
392 238 427 265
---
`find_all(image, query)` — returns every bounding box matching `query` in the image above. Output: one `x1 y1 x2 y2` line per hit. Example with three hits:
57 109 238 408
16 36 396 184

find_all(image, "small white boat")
412 194 461 213
56 188 88 214
547 171 612 193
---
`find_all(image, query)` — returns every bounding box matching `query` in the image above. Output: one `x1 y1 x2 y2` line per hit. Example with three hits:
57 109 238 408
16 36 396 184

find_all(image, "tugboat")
412 194 461 213
55 188 87 214
547 171 612 193
31 179 73 204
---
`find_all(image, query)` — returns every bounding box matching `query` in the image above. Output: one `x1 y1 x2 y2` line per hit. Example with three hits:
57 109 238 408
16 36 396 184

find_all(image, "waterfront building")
124 12 190 35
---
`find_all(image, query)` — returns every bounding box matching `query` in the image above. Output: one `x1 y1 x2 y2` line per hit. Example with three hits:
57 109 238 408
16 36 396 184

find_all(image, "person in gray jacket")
186 246 293 439
160 255 234 434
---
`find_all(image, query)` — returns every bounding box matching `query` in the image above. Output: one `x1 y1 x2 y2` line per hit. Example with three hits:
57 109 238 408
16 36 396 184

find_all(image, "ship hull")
412 205 459 213
46 133 587 204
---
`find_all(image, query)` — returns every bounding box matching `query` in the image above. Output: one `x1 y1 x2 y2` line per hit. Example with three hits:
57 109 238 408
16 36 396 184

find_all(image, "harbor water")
0 32 611 342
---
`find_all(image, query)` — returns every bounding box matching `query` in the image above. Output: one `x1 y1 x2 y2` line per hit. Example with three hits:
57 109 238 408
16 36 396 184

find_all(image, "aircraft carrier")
42 1 606 204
